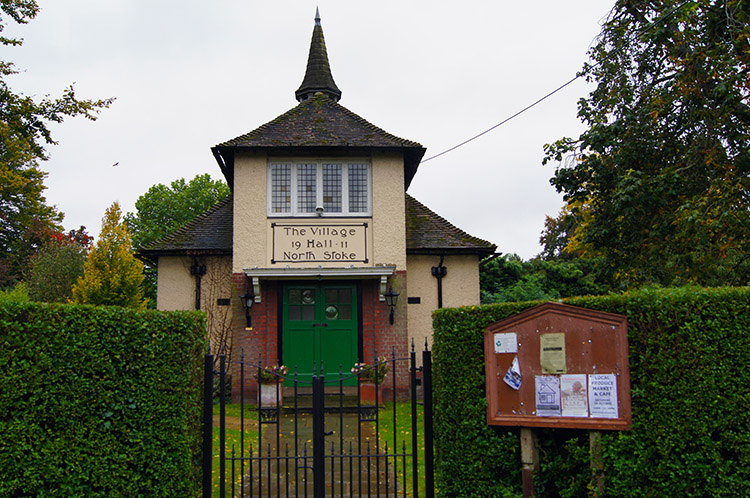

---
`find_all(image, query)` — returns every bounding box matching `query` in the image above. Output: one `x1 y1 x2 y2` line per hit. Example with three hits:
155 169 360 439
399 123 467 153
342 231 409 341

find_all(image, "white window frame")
267 159 372 217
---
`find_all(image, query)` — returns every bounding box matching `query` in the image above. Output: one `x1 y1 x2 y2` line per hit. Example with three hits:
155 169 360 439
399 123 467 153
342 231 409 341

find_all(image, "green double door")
282 283 358 384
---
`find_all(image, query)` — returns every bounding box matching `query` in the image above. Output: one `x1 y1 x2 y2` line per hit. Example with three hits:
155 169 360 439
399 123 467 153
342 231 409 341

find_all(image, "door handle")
312 323 328 327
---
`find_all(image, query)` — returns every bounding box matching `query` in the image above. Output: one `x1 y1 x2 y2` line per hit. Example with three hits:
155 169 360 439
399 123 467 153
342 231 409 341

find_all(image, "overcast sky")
6 0 611 260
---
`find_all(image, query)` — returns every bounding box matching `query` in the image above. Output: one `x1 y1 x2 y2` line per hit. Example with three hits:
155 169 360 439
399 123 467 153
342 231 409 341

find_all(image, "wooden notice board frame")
484 302 631 430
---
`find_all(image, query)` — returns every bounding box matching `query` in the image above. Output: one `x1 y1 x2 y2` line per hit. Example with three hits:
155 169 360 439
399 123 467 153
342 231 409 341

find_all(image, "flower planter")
359 381 383 405
258 381 281 408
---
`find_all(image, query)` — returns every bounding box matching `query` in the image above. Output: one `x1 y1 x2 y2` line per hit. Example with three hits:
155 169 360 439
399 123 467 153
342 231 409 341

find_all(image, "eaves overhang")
406 247 496 257
243 265 397 303
243 266 396 279
212 145 425 191
136 248 232 265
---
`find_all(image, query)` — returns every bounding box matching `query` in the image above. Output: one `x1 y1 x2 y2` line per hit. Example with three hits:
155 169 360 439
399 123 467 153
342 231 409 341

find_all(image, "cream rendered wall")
371 152 406 270
199 256 234 310
405 254 481 348
156 256 194 310
199 256 234 359
234 152 407 272
233 152 268 273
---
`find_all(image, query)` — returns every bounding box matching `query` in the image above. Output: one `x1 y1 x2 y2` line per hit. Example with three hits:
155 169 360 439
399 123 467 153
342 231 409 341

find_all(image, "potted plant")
255 364 288 408
351 356 388 405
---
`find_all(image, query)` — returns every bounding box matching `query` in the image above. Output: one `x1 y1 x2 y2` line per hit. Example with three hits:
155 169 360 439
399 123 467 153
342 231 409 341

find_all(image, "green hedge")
432 287 750 497
0 301 206 497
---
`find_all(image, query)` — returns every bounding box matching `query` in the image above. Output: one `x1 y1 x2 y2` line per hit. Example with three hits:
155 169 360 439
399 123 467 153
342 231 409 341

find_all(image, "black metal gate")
202 344 434 498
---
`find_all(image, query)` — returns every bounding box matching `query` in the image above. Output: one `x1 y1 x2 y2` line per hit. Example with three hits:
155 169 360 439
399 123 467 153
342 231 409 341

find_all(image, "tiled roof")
216 93 422 150
212 93 426 189
138 194 496 258
405 194 497 255
137 195 233 258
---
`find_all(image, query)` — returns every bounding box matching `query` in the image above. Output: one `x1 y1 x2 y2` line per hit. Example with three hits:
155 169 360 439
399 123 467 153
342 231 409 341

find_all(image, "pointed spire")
295 8 342 103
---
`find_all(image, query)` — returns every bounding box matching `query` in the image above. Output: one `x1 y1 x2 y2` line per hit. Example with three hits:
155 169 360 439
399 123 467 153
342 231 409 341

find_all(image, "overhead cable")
421 0 695 164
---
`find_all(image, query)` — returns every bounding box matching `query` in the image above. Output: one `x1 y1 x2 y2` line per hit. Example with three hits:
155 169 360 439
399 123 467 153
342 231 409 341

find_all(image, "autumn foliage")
544 0 750 288
71 203 147 309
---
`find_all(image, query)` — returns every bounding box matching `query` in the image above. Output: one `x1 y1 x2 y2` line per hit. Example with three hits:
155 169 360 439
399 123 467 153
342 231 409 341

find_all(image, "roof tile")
405 194 496 255
138 195 233 256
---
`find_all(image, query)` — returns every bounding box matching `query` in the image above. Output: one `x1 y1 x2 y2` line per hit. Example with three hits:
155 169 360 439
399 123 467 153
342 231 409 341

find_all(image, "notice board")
484 302 631 430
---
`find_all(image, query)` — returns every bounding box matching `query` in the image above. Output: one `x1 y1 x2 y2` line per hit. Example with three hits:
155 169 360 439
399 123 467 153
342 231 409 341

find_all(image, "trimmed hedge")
0 301 206 497
432 287 750 497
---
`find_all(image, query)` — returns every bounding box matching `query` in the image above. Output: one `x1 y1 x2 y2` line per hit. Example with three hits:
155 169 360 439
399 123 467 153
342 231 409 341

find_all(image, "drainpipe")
431 255 447 309
190 258 207 310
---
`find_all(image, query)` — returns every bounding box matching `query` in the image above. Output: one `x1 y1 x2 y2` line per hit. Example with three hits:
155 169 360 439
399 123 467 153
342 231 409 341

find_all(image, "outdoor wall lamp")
240 288 254 328
189 260 207 310
189 262 206 277
384 286 399 325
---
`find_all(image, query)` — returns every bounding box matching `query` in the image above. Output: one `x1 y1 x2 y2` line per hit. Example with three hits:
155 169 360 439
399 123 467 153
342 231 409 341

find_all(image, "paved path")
215 408 404 497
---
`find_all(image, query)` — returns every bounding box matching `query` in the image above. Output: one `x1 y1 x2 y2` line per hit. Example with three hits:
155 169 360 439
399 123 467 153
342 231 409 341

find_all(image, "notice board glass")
484 302 631 430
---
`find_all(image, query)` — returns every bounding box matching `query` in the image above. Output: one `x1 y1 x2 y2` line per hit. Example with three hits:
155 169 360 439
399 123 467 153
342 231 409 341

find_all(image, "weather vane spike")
315 6 321 26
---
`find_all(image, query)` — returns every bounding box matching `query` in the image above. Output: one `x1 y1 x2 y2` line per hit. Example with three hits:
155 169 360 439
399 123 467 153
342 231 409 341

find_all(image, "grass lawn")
377 401 428 498
211 403 259 498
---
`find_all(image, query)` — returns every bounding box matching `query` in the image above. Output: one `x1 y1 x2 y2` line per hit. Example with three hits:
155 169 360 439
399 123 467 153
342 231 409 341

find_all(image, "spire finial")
295 8 342 102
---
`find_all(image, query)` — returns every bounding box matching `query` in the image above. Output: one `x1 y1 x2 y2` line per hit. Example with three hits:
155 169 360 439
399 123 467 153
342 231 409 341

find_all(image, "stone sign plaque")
271 223 368 264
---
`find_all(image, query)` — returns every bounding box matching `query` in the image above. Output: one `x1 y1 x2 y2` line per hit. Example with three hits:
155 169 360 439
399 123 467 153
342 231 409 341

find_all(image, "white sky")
5 0 611 260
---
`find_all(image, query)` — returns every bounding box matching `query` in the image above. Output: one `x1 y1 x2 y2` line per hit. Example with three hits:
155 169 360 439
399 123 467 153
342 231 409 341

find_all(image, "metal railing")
203 344 434 498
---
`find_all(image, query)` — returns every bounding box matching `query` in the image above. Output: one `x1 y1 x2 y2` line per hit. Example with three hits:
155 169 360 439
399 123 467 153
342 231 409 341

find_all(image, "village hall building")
140 11 496 396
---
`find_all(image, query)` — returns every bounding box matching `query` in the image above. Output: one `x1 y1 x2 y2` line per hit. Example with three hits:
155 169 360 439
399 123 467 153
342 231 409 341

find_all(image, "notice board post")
484 302 631 496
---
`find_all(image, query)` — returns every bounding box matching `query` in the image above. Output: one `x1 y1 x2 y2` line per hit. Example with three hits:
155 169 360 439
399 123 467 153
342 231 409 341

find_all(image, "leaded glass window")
268 160 371 216
348 163 369 213
270 164 291 214
323 164 342 213
297 163 317 213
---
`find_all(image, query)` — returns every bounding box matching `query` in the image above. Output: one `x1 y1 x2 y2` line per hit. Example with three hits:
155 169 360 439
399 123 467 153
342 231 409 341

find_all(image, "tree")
71 203 147 309
124 174 229 302
544 0 750 288
26 226 92 303
0 0 113 287
125 174 229 250
480 254 606 304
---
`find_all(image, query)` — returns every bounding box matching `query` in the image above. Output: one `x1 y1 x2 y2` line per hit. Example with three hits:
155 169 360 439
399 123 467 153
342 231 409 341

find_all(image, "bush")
0 282 30 302
0 301 206 497
432 287 750 497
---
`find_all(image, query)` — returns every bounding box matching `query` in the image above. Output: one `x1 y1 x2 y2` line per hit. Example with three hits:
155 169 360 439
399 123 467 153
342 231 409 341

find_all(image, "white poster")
494 332 518 354
503 356 522 390
535 375 561 417
561 374 589 417
588 374 619 419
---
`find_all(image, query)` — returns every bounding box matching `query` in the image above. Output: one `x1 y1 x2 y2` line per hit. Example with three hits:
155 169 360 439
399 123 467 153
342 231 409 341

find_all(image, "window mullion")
290 163 298 216
342 164 350 216
316 162 323 213
367 165 372 214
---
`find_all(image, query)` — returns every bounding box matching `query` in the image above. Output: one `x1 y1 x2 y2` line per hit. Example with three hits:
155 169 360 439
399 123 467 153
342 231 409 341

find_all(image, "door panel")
282 283 358 385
